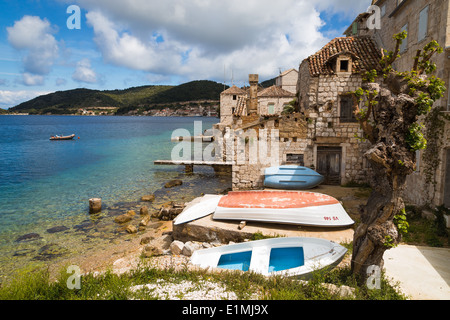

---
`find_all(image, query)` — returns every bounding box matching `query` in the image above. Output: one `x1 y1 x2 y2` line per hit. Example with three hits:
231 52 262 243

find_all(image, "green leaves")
406 123 427 151
394 208 409 236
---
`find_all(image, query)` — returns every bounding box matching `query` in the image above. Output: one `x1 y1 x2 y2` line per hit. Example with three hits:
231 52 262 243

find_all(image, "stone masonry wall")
300 72 372 185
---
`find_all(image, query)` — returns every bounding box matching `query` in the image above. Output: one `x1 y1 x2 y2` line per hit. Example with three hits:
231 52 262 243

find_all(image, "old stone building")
275 68 299 94
215 72 305 190
219 85 247 126
345 0 450 208
296 36 382 185
257 85 295 116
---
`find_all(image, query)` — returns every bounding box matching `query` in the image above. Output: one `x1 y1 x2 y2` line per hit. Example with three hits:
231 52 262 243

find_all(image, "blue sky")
0 0 371 109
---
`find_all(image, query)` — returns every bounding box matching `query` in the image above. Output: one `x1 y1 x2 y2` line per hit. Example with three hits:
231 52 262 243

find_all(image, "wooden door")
317 147 342 185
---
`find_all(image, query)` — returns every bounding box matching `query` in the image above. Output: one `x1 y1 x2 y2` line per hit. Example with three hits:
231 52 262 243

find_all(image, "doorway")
317 146 342 185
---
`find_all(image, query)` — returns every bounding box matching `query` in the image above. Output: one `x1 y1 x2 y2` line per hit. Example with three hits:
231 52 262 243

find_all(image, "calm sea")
0 115 230 278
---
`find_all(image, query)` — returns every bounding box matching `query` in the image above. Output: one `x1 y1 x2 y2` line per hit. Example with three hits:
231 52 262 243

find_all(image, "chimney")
247 74 259 115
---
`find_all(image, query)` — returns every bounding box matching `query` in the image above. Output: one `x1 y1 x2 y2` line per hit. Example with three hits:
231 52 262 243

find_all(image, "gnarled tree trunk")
351 78 417 278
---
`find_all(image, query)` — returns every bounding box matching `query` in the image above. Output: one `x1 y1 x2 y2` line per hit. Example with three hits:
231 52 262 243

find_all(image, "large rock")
169 240 184 255
181 241 201 257
46 226 69 234
114 210 136 224
141 195 155 202
164 179 182 188
126 225 137 234
173 221 253 243
114 214 133 224
140 206 149 216
142 245 164 257
15 233 42 242
139 214 151 227
156 202 185 221
142 234 174 257
89 198 102 214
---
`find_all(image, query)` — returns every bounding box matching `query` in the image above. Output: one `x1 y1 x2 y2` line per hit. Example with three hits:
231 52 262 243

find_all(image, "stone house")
346 0 450 207
219 85 247 126
257 85 296 116
296 36 382 185
218 71 296 124
275 68 299 94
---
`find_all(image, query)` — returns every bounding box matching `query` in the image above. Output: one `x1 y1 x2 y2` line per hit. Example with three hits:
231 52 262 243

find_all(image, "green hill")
9 80 227 115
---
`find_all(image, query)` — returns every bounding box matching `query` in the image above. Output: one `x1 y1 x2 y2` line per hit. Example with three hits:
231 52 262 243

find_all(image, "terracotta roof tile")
221 85 247 95
306 36 382 76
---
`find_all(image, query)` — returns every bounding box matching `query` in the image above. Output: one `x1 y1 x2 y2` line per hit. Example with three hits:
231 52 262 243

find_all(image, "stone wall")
219 92 247 126
276 69 299 94
368 0 450 207
230 114 309 190
258 96 293 116
297 66 372 185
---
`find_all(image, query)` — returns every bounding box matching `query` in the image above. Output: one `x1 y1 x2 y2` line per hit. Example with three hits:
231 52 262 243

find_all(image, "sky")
0 0 372 109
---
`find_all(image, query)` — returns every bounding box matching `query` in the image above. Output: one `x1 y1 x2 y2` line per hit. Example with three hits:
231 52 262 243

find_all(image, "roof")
304 36 382 76
257 85 295 98
221 85 247 95
278 68 298 77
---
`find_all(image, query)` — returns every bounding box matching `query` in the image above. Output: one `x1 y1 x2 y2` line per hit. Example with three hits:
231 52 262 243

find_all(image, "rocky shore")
7 182 364 299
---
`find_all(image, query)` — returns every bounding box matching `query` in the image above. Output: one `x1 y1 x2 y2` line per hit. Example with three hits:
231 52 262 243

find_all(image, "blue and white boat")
190 237 347 278
264 165 324 190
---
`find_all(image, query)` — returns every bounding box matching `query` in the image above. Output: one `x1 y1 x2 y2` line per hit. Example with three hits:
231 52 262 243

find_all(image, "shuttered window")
339 95 357 123
418 6 429 42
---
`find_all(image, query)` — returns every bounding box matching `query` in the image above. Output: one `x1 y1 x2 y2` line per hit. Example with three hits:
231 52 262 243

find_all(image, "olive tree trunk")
351 78 417 278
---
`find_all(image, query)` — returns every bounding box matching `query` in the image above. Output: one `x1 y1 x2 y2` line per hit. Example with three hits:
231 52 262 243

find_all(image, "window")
340 60 349 72
268 103 275 115
233 95 237 101
337 57 351 74
381 4 386 17
339 95 356 123
352 22 358 36
400 24 408 53
286 154 304 165
418 6 429 42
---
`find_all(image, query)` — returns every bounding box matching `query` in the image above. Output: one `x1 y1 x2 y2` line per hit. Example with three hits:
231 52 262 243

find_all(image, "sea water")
0 115 230 278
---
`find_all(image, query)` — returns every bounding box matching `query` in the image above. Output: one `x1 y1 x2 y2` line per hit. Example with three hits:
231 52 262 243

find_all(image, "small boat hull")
190 237 348 278
213 190 354 227
173 195 223 225
50 134 75 141
264 165 324 190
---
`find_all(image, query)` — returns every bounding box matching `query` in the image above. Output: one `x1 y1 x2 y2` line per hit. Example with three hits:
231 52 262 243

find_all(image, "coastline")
0 115 228 282
1 171 231 283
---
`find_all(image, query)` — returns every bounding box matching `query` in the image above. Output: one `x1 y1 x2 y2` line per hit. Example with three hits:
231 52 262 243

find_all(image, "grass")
0 252 407 300
403 205 449 247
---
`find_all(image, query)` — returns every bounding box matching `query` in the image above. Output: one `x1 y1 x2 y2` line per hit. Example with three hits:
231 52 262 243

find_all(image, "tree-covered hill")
9 80 227 115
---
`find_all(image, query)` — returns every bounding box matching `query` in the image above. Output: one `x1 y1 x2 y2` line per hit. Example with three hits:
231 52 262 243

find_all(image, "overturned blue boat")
264 165 324 190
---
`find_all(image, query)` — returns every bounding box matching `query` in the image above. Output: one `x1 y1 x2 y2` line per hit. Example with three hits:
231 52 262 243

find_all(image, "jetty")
170 136 214 142
154 160 232 175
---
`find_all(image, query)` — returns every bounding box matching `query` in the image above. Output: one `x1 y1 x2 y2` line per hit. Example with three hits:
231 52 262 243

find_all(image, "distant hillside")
0 108 9 114
9 80 227 115
115 80 227 115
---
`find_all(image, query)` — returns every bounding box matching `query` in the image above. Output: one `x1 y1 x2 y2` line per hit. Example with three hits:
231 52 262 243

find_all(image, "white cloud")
72 58 98 83
7 15 59 82
79 0 330 83
0 90 50 109
22 73 45 86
